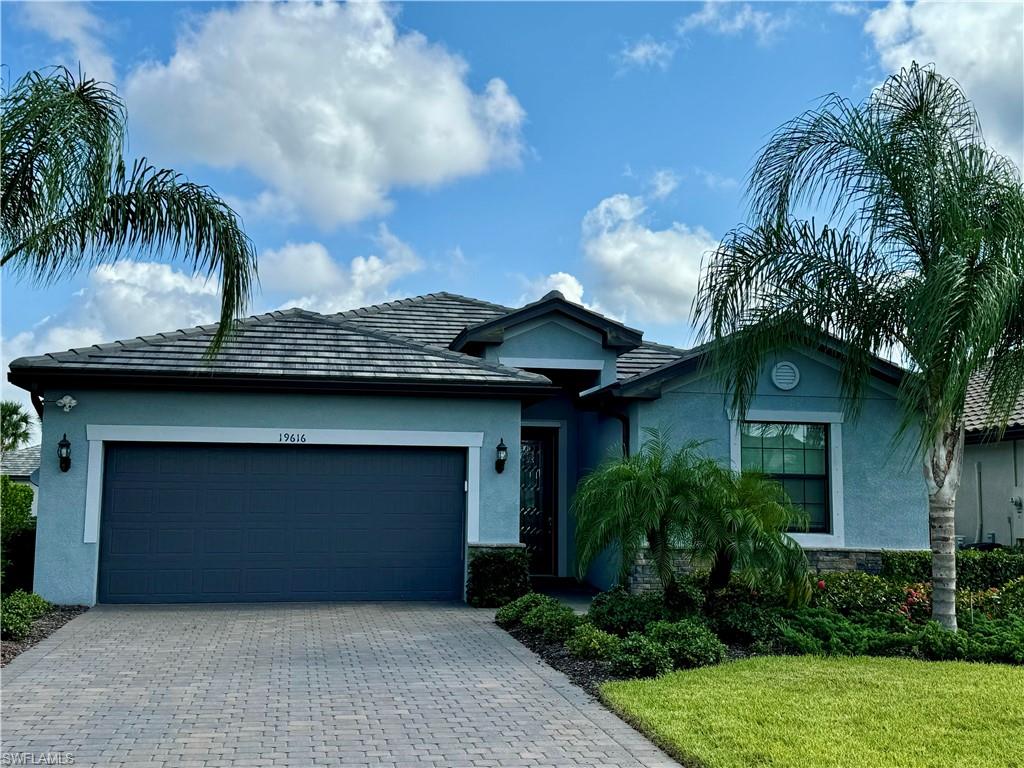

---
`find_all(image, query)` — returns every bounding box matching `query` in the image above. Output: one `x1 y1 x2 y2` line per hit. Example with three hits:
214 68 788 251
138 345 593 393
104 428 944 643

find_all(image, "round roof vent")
771 361 800 391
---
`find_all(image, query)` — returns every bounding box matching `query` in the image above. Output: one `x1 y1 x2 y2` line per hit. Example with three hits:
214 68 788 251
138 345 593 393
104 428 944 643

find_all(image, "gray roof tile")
963 367 1024 434
1 445 40 479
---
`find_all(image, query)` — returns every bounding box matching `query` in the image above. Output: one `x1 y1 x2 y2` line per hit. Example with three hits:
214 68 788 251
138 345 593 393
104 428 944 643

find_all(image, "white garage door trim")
84 425 484 545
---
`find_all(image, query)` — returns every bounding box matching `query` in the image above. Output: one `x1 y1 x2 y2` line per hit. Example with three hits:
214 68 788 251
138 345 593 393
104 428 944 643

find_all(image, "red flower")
817 580 826 590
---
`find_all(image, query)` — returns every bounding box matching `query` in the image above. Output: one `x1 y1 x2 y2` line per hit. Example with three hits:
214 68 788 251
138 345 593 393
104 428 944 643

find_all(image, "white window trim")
499 357 605 372
83 425 484 546
728 409 846 548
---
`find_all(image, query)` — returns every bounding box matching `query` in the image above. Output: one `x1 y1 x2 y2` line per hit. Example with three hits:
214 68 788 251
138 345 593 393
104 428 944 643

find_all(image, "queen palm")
695 64 1024 630
2 68 256 351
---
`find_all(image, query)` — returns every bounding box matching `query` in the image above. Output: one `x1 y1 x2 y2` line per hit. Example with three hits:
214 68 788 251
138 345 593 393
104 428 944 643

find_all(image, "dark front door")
520 428 557 575
98 443 466 603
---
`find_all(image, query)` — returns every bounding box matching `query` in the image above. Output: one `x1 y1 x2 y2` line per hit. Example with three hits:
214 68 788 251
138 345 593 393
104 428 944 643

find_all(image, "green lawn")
601 656 1024 768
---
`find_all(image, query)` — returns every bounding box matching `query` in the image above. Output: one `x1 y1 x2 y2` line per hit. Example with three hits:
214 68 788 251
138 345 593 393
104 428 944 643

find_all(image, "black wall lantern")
57 433 71 473
495 438 508 473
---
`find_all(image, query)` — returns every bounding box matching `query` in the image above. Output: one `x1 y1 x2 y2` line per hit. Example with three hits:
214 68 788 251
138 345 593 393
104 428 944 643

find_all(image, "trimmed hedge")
495 592 558 629
1 477 35 593
566 622 622 660
587 587 667 637
647 618 726 669
812 572 905 616
881 549 1024 591
466 547 530 608
521 602 581 643
610 632 673 678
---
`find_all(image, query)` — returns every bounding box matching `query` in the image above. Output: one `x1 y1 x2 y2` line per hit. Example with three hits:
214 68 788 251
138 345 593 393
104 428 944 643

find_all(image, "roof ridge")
301 312 550 384
9 310 303 367
335 291 513 319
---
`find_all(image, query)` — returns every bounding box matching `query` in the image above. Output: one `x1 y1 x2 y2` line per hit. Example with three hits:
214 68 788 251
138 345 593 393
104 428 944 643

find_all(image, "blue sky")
2 0 1022 398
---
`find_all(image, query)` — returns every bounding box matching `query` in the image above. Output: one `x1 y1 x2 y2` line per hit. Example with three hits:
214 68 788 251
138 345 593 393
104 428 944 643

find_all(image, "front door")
520 427 557 575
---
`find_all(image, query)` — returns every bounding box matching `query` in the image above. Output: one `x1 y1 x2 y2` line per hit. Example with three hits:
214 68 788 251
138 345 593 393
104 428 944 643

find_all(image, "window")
741 422 829 533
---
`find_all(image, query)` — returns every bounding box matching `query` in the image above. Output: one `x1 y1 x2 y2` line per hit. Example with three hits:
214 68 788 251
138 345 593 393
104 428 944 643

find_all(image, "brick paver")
1 603 678 767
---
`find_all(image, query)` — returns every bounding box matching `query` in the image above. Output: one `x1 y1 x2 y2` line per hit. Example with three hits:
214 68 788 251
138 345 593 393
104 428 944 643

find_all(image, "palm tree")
2 68 256 351
1 401 33 453
694 64 1024 630
573 428 810 602
689 469 811 604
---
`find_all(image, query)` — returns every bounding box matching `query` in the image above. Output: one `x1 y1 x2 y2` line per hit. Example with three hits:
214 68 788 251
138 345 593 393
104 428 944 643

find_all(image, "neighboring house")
1 444 41 516
7 291 927 605
955 371 1024 548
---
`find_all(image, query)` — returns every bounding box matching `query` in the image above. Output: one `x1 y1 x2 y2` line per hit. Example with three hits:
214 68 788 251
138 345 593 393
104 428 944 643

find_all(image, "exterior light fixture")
495 438 508 473
57 434 71 473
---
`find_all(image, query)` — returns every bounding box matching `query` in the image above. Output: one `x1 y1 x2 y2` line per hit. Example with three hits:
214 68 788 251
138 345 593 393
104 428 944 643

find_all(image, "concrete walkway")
1 603 677 767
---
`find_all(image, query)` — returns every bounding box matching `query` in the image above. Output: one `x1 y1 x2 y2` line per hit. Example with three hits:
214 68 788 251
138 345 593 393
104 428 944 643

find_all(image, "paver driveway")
1 603 678 767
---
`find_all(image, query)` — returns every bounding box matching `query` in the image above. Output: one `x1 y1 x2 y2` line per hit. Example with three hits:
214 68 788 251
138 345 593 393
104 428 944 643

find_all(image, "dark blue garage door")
98 443 466 603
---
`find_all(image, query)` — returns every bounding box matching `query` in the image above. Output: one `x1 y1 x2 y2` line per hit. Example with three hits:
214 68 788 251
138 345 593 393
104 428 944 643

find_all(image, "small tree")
1 401 33 452
573 429 810 602
695 64 1024 630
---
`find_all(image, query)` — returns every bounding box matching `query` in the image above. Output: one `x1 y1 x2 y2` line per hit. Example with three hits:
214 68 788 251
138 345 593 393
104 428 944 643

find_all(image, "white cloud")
19 1 115 83
694 168 740 191
830 2 864 17
649 169 680 199
677 2 792 46
616 36 677 72
260 225 423 314
124 1 526 228
864 0 1023 167
581 193 718 324
519 272 586 306
2 263 222 438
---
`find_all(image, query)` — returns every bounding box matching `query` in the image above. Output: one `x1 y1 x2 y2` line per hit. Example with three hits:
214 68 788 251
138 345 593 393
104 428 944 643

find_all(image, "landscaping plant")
646 619 727 669
520 602 581 644
494 592 557 629
465 547 530 608
610 633 673 679
565 623 622 661
0 590 51 640
1 476 36 591
1 401 33 452
586 587 668 637
695 63 1024 631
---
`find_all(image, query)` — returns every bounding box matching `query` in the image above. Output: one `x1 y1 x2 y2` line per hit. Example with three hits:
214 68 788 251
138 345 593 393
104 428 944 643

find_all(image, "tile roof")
338 292 510 347
1 445 40 479
963 367 1024 434
8 309 551 389
615 341 688 381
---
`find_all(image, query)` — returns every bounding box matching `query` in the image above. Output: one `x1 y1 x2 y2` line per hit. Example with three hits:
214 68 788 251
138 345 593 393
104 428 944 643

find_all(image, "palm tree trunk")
709 549 733 590
923 424 964 631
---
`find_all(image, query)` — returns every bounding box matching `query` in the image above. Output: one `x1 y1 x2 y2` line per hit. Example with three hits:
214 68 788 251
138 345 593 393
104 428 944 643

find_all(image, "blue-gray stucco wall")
635 350 928 550
484 318 619 386
33 389 522 605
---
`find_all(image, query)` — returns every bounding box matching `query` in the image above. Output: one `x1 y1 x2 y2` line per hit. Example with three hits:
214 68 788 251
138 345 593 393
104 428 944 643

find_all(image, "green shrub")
521 602 581 643
1 477 35 590
708 602 783 645
610 632 673 678
959 616 1024 664
881 549 1024 591
0 590 51 640
565 622 622 660
646 618 727 669
664 577 706 618
812 572 904 616
495 593 558 629
999 576 1024 617
466 548 530 608
587 587 668 637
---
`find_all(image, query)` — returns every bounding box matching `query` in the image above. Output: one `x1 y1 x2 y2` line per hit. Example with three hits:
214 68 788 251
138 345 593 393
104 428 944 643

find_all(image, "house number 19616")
278 432 307 443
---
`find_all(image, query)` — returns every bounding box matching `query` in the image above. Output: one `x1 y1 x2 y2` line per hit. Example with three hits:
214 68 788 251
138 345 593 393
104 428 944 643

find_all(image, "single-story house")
1 444 41 516
956 371 1024 548
8 290 927 605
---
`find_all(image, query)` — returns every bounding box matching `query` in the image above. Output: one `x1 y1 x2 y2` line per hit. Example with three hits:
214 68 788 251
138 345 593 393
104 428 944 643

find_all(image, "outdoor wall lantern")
495 438 508 473
57 434 71 473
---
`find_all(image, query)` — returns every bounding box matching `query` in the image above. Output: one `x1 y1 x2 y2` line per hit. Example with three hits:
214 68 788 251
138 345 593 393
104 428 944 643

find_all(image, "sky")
2 0 1023 424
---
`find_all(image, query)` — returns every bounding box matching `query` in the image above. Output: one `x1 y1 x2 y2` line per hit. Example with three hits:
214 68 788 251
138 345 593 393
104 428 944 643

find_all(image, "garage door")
98 443 466 603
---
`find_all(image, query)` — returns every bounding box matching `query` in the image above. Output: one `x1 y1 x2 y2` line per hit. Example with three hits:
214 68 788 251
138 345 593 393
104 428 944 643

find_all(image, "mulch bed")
1 606 89 667
508 625 625 696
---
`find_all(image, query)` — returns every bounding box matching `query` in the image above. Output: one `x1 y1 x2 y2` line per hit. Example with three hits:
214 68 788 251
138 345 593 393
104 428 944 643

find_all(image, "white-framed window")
729 409 845 547
740 421 829 533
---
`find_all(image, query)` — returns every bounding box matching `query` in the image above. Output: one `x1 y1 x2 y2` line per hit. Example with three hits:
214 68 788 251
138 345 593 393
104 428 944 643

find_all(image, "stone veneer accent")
628 547 884 592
